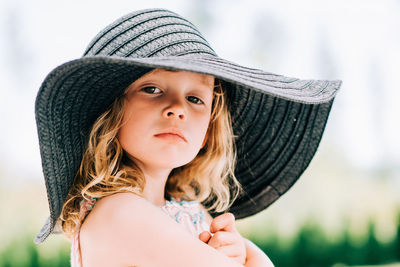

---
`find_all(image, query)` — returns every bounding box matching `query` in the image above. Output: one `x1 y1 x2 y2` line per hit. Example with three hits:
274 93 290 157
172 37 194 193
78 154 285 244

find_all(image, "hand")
199 213 246 265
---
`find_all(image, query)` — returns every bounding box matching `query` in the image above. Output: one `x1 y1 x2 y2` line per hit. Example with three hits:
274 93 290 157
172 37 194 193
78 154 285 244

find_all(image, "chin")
158 159 192 170
157 153 198 169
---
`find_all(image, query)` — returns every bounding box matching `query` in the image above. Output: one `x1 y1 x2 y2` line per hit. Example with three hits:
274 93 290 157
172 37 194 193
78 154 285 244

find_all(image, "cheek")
118 110 142 149
195 114 211 142
118 116 133 150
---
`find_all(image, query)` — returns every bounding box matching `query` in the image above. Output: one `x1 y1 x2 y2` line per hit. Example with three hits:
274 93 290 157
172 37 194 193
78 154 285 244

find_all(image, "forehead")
139 68 214 87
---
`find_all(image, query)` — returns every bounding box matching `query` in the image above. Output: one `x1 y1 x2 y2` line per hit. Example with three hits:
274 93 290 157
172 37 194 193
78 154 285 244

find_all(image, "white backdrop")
0 0 399 184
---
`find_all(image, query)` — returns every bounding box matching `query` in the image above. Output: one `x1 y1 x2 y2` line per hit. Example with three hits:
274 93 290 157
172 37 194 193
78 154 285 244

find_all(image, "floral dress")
70 195 210 267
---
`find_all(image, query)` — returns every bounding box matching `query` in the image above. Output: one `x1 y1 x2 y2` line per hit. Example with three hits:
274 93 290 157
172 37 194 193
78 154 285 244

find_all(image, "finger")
198 231 212 243
227 255 246 266
215 244 243 258
210 212 236 233
207 231 236 248
216 245 246 265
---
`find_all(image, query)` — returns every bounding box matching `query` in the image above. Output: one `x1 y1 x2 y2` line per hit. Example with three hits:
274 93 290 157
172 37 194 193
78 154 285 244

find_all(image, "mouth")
154 128 187 142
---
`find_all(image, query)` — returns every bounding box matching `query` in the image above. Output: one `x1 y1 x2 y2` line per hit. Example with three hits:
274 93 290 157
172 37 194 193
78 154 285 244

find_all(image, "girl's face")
118 68 214 174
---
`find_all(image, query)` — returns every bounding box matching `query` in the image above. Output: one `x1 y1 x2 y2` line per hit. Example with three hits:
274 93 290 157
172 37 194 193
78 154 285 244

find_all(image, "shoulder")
80 192 151 235
79 192 242 267
83 192 148 221
79 193 159 266
81 192 150 236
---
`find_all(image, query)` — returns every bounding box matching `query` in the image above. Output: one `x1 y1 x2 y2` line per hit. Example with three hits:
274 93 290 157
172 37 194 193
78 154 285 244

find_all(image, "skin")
116 68 258 265
118 68 213 207
80 69 273 266
199 213 247 265
199 211 274 266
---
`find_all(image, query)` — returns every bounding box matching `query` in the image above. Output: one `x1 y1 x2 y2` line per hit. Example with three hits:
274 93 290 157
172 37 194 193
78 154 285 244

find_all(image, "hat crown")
83 8 217 58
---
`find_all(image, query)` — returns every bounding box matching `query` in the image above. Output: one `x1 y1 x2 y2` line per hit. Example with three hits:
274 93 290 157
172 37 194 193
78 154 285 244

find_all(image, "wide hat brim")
34 53 341 244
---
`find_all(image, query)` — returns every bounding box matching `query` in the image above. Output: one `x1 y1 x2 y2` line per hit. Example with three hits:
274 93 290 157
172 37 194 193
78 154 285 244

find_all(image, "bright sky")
0 0 399 185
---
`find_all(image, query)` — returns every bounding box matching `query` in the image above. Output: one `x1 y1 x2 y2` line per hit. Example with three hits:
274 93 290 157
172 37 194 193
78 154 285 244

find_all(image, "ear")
201 131 209 149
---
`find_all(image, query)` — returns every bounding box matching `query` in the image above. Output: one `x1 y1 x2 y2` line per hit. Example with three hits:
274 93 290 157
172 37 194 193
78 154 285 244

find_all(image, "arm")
243 238 275 267
80 193 243 267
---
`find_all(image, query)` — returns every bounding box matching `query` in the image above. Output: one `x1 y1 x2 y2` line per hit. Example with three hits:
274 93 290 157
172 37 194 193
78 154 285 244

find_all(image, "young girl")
34 8 341 267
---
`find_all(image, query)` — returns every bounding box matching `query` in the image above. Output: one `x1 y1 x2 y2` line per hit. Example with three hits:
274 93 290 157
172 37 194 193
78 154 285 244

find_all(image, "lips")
154 128 187 142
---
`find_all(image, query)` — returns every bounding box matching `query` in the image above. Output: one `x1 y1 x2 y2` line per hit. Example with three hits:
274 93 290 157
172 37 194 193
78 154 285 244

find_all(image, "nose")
162 100 186 121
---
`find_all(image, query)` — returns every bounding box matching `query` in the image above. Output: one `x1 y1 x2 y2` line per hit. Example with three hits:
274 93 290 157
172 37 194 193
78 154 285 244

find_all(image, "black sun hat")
34 8 342 244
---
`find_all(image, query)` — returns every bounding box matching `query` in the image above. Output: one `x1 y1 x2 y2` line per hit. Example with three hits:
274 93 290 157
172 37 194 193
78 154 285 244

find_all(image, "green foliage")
254 214 400 267
1 212 400 266
0 234 69 267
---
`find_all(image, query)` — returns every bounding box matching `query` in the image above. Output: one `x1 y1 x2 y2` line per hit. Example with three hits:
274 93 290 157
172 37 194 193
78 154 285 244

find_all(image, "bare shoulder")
79 193 150 266
80 192 242 267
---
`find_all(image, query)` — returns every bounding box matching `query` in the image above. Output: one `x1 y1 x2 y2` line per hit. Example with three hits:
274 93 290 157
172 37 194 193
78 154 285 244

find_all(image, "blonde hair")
60 72 243 240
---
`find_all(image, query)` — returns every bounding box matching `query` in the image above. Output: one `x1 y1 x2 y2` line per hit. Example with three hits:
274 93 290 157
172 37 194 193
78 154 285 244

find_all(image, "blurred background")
1 0 399 266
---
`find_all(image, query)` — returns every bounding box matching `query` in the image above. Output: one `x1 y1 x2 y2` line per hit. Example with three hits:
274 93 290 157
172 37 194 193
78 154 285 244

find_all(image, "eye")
187 96 204 104
141 86 162 94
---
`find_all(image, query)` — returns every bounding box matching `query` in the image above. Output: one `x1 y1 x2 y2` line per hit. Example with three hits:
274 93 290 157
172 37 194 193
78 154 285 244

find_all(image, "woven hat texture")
34 8 342 244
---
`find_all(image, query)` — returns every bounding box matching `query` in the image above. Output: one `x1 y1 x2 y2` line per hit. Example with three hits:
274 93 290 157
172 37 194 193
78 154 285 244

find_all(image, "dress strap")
78 197 100 221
